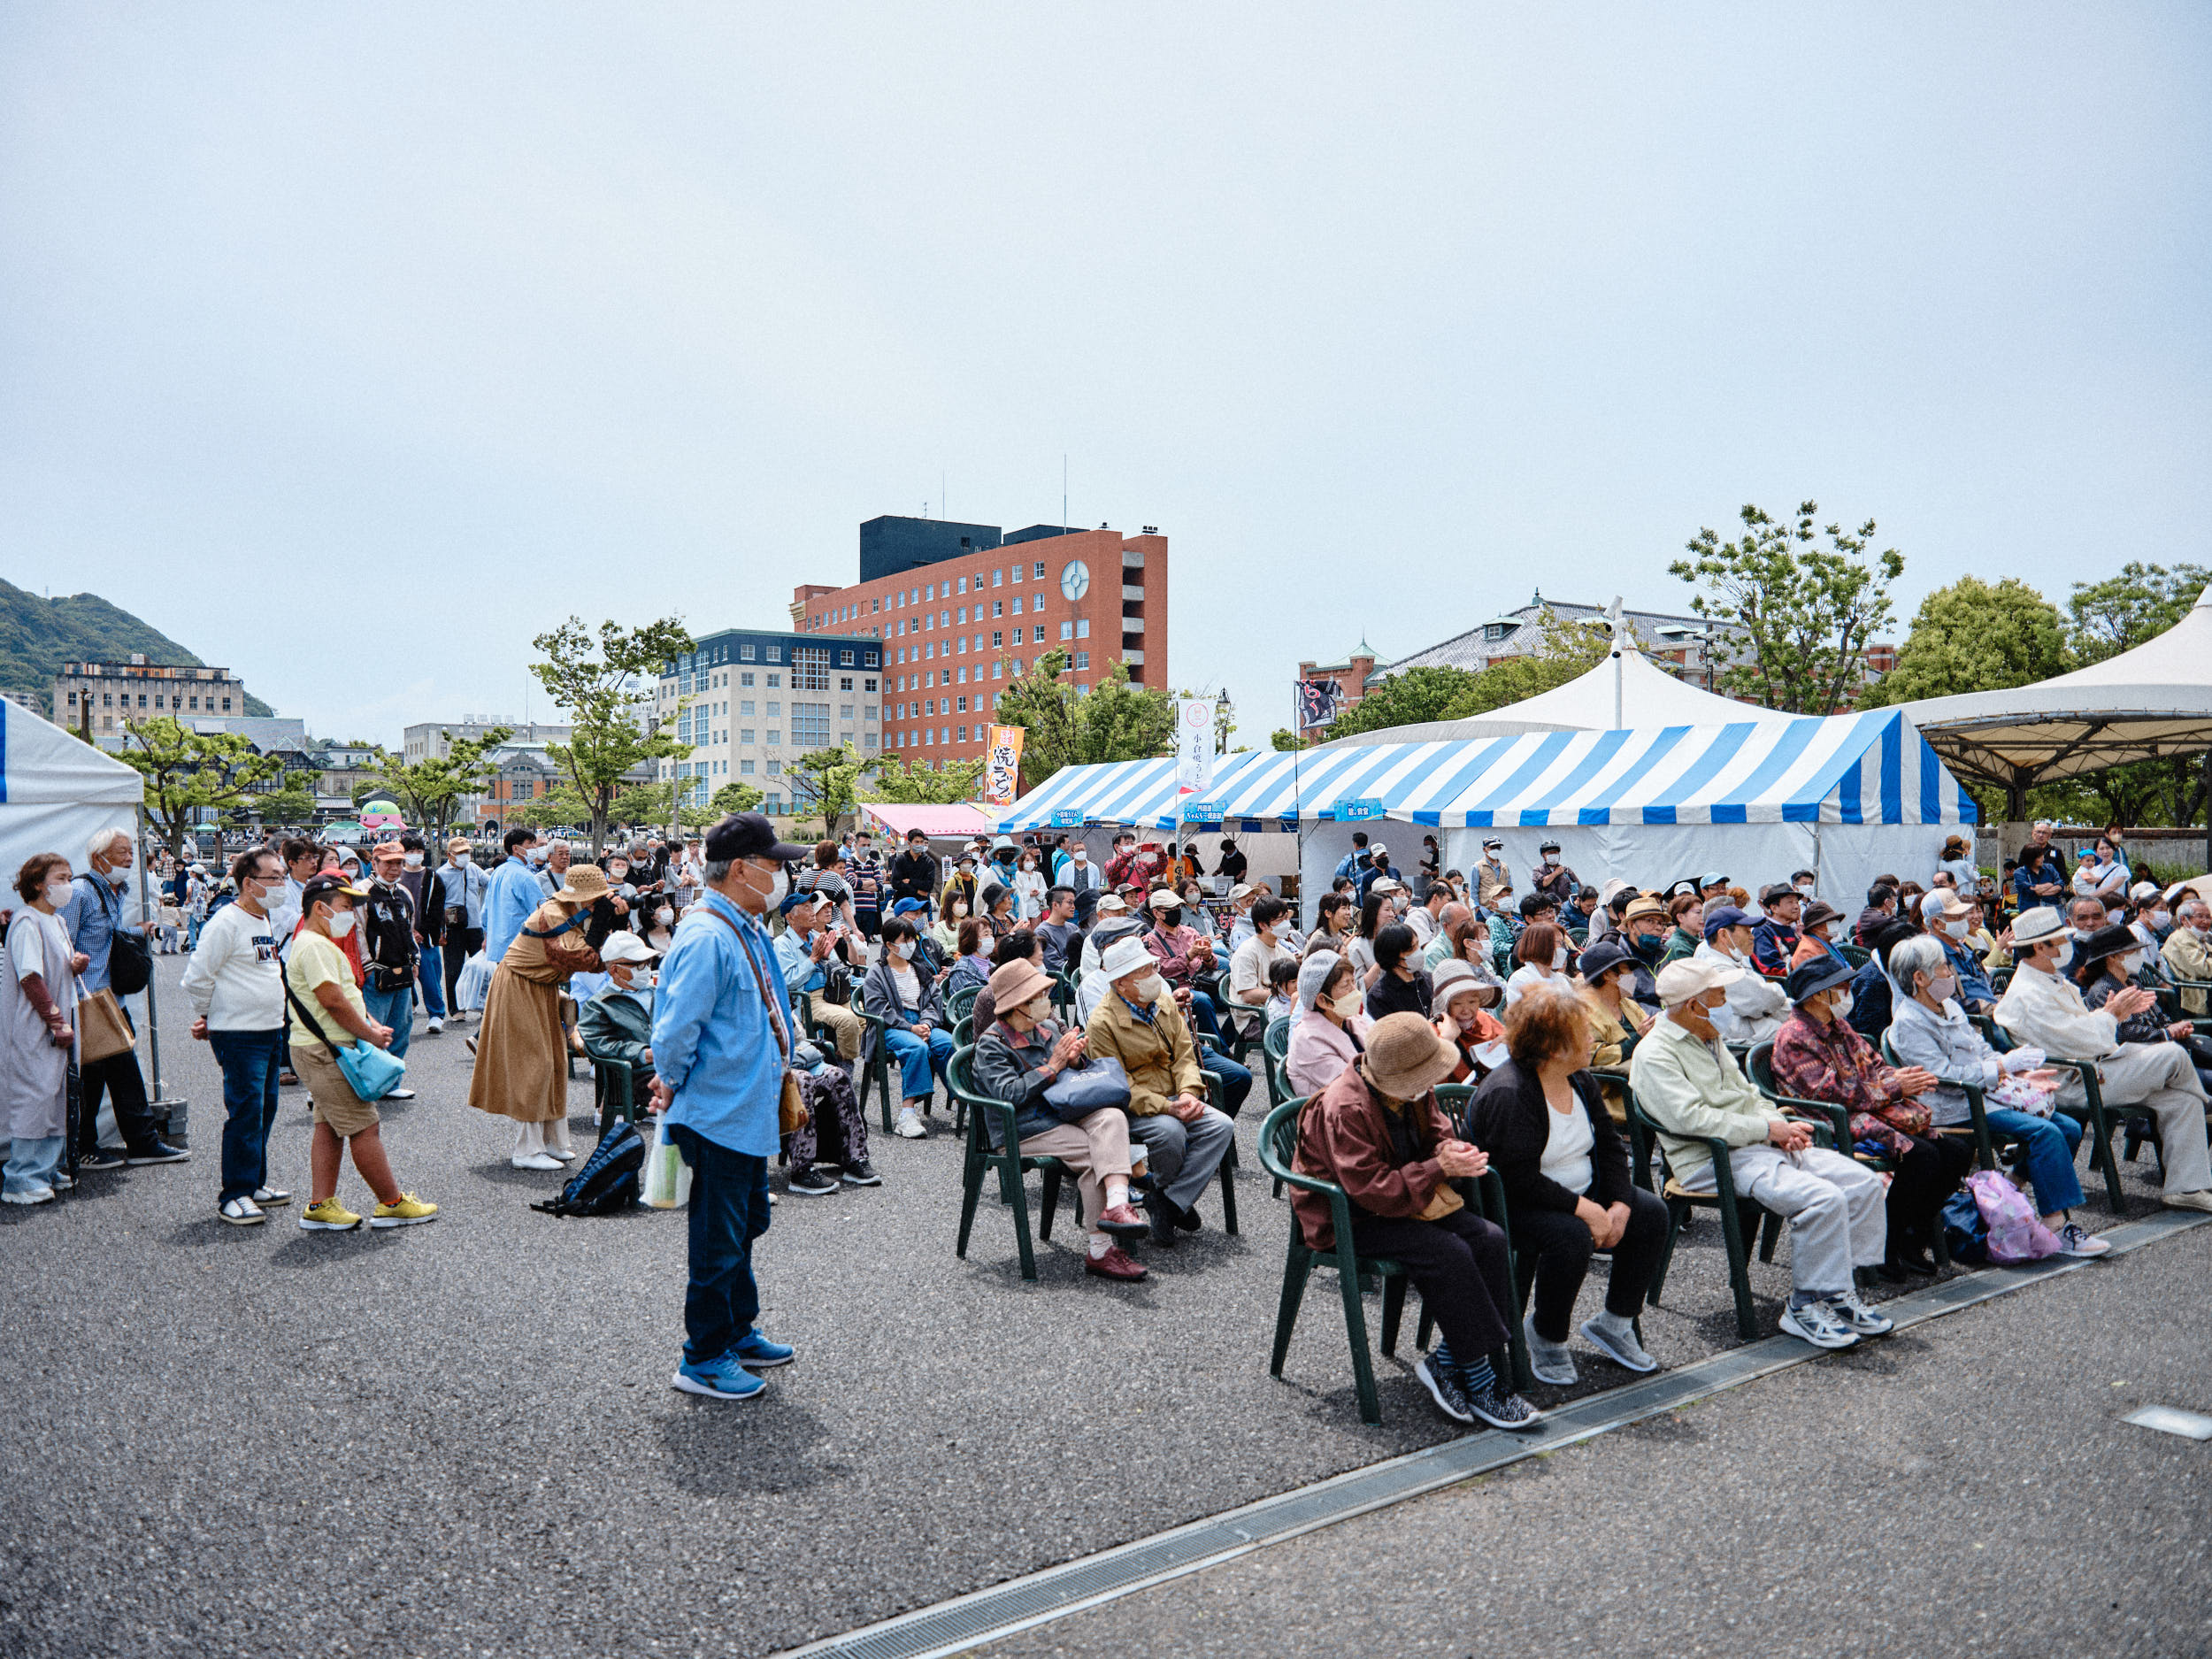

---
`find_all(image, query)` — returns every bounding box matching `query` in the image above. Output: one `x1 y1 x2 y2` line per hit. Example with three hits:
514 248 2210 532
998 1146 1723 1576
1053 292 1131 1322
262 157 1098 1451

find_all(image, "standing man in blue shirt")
482 827 541 964
62 826 187 1168
649 812 810 1402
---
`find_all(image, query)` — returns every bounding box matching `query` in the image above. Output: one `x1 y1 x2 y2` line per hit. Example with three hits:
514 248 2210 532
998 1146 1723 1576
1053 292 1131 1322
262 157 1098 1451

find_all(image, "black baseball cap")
704 812 809 864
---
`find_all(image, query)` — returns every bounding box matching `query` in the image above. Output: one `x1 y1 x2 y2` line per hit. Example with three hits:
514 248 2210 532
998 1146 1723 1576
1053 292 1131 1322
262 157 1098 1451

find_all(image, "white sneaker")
1778 1298 1859 1350
545 1143 577 1164
254 1186 293 1207
2055 1221 2111 1258
511 1152 563 1171
426 1018 444 1034
1833 1289 1894 1337
219 1196 265 1225
894 1108 926 1140
2160 1188 2212 1214
1 1186 55 1207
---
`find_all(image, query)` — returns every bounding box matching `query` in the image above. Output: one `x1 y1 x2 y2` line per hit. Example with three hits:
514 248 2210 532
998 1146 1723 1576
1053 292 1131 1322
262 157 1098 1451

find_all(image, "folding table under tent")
1194 708 1975 920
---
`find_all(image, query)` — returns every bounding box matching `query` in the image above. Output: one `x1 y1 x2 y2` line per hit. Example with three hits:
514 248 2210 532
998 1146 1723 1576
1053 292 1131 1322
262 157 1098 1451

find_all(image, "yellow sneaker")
299 1197 361 1232
370 1193 438 1229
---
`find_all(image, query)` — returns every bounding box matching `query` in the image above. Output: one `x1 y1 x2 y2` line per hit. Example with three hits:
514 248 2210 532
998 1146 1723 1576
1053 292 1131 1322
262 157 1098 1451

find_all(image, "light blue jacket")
652 889 789 1157
61 872 140 996
483 856 539 963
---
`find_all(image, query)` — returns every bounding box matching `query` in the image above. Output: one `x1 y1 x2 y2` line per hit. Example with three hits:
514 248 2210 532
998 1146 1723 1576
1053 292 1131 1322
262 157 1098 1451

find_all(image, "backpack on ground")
530 1120 647 1217
1966 1167 2061 1264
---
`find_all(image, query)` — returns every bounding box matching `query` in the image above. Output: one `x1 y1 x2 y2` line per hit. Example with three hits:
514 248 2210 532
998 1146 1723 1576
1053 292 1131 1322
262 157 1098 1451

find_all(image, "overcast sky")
3 4 2207 749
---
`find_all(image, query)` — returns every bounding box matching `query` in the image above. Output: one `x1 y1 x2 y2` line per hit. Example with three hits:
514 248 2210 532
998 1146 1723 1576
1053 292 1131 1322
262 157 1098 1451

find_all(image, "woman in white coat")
3 854 86 1206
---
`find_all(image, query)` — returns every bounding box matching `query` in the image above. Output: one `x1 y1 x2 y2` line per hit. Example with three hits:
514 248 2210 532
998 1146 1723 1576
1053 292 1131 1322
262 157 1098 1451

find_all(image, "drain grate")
781 1207 2207 1659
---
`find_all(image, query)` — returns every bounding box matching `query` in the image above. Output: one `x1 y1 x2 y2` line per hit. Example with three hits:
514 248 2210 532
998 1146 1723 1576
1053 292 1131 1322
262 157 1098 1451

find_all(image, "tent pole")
2203 749 2209 875
137 805 186 1142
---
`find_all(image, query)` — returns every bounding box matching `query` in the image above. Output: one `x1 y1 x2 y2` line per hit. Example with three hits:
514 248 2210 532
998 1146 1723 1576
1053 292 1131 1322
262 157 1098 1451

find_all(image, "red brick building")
792 516 1168 765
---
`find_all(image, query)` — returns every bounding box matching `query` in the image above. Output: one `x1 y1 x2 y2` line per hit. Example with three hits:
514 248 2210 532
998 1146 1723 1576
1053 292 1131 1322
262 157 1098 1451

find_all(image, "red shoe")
1095 1202 1149 1240
1084 1244 1148 1281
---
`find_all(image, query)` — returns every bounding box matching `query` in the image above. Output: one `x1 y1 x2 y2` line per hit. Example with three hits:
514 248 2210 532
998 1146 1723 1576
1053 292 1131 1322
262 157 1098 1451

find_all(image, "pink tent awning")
856 802 994 841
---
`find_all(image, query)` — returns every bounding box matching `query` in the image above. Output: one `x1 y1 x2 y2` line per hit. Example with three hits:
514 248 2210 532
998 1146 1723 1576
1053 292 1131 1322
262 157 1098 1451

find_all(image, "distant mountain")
0 576 275 721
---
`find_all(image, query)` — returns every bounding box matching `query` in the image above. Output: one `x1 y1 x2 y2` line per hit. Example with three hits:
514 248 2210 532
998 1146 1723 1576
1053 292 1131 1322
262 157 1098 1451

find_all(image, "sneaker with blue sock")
672 1353 767 1400
733 1329 795 1369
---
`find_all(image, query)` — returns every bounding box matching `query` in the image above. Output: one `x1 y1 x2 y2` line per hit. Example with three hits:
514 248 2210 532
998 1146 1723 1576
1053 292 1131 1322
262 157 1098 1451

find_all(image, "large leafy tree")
1860 577 2070 708
788 745 864 826
861 755 987 804
528 616 695 856
1671 501 1903 714
118 717 282 857
987 650 1176 788
374 726 513 841
709 780 764 816
247 768 317 833
1325 665 1482 741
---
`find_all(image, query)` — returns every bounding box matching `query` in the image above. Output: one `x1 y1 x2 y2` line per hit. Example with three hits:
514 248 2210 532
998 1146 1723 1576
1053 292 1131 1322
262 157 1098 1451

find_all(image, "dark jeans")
208 1028 283 1204
1889 1133 1974 1252
1514 1186 1671 1343
1348 1207 1513 1371
443 926 483 1015
1202 1049 1254 1118
669 1125 772 1367
79 1044 160 1156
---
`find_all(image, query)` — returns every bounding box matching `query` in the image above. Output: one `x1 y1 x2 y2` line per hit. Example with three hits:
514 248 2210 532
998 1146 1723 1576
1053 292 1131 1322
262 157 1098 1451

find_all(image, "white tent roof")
1 695 143 807
1315 647 1780 749
1903 584 2212 792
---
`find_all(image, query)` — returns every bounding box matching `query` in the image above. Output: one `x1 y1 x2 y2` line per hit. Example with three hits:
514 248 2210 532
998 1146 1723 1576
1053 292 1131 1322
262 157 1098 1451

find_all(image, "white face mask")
629 968 657 991
655 907 673 926
2053 941 2075 970
1131 973 1166 1002
892 940 916 960
1795 882 1815 899
455 852 472 865
1926 973 1956 1003
2120 953 2145 977
1023 994 1052 1023
975 934 995 955
325 909 357 938
1940 918 1967 939
1829 989 1855 1018
1551 946 1569 970
2152 910 2171 928
747 864 787 907
43 879 71 908
403 853 423 869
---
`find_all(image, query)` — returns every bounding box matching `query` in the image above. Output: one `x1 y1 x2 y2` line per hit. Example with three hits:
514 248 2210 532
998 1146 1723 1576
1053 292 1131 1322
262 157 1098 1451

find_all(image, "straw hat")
555 864 611 904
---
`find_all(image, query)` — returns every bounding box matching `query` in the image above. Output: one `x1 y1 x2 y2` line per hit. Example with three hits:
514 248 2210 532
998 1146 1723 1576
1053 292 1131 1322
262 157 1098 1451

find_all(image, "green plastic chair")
584 1044 641 1141
848 983 897 1132
945 980 980 1027
1879 1029 2005 1171
1262 1015 1293 1105
1629 1082 1800 1342
1746 1040 1896 1175
1973 1011 2147 1210
948 1044 1068 1282
1838 942 1871 970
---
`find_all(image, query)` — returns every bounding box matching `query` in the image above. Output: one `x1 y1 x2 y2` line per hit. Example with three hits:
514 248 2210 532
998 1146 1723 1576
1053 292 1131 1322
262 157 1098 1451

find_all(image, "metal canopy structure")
1902 584 2212 818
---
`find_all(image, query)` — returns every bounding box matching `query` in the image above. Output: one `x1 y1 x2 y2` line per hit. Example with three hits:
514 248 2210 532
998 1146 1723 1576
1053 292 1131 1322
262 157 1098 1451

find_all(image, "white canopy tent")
0 695 145 901
1904 584 2212 848
1316 643 1786 749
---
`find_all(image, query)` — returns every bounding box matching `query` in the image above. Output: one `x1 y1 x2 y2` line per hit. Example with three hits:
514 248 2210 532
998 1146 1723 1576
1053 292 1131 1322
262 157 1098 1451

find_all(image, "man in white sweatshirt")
181 845 293 1225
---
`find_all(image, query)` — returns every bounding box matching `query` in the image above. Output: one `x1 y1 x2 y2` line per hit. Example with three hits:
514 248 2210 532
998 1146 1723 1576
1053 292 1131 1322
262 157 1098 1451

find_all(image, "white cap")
1099 935 1156 980
599 933 660 965
1654 955 1744 1007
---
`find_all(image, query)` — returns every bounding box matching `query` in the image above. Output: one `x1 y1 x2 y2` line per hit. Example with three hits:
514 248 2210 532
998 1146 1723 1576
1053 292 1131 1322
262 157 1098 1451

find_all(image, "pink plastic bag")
1967 1168 2060 1264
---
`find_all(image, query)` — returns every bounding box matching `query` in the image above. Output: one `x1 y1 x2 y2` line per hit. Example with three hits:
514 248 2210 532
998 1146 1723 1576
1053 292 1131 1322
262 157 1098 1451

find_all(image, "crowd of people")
6 810 2207 1428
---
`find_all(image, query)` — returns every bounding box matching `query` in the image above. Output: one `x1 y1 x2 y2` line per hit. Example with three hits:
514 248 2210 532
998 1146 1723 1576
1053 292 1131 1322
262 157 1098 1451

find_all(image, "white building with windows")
655 626 883 817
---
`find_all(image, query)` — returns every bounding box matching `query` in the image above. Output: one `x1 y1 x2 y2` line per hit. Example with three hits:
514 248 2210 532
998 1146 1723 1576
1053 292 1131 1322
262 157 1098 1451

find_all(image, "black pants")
443 926 483 1016
79 1047 161 1156
1348 1207 1512 1369
1514 1186 1671 1343
1889 1133 1973 1252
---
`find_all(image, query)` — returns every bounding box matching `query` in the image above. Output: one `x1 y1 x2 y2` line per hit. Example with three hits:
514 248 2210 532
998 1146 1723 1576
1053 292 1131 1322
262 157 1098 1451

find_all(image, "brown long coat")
467 897 601 1124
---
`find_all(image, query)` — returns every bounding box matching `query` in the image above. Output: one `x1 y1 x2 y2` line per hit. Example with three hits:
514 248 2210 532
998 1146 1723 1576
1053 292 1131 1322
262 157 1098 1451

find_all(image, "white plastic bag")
641 1116 693 1210
455 949 492 1012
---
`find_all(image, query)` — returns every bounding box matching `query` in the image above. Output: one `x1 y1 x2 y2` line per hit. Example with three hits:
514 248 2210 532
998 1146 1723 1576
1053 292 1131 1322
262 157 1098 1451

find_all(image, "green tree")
527 616 695 856
1671 501 1903 714
710 780 764 816
1271 728 1310 752
250 768 317 832
2067 560 2212 664
374 727 513 841
989 649 1082 787
861 755 987 804
1860 576 2070 709
118 717 282 858
789 745 864 825
1326 665 1485 740
985 649 1176 787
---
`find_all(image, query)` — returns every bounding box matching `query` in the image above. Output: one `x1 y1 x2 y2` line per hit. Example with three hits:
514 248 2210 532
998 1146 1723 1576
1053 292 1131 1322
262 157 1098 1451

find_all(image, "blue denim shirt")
61 872 140 996
773 926 828 995
1942 935 1995 1008
483 856 540 963
434 861 489 930
653 889 789 1157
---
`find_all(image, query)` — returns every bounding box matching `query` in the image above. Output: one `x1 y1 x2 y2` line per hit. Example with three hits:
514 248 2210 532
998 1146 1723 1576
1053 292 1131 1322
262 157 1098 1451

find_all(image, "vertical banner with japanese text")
983 725 1025 808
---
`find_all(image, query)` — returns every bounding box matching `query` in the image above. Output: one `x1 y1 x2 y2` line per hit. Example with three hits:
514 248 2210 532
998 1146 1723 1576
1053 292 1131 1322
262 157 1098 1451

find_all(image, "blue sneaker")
732 1329 795 1369
671 1354 766 1401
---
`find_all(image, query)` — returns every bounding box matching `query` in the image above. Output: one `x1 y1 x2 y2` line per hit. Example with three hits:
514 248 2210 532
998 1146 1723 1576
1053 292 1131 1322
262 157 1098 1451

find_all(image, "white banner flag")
1174 698 1214 796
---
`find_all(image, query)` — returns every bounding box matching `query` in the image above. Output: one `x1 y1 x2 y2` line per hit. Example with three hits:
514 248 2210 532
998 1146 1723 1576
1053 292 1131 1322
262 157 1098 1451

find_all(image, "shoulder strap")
280 949 351 1051
699 906 792 1062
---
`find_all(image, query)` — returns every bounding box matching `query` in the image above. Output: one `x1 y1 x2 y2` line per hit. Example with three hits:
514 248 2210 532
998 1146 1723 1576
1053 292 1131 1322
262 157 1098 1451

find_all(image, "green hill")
0 576 275 720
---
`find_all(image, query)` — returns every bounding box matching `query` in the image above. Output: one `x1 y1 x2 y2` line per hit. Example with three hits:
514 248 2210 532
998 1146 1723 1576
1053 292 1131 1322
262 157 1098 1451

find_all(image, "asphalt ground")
982 1219 2212 1659
0 953 2186 1658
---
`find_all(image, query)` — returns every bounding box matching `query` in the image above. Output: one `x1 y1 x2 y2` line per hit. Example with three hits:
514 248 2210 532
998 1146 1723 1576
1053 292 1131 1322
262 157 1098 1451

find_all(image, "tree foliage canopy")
987 650 1177 789
528 616 694 855
1671 501 1902 715
374 726 513 841
117 717 282 856
1859 577 2069 709
859 755 986 804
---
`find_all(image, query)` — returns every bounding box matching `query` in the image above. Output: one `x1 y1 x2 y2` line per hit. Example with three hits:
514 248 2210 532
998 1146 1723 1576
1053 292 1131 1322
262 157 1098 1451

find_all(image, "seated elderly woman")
864 916 956 1141
1083 934 1237 1247
1287 950 1368 1099
1467 983 1671 1382
1769 956 1972 1277
972 957 1153 1280
1430 959 1507 1084
1883 933 2108 1259
1292 1011 1543 1431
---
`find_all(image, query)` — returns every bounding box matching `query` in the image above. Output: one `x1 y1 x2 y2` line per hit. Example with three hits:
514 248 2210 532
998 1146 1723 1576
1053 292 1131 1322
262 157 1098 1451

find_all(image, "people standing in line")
482 827 542 964
60 826 186 1169
430 837 489 1022
286 873 437 1233
468 862 611 1170
649 812 810 1402
2 854 85 1206
357 843 421 1100
182 845 293 1225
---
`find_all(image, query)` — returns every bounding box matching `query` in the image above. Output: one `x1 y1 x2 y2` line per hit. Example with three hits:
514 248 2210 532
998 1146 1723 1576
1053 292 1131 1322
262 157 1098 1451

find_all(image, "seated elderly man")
972 956 1152 1280
576 933 664 1117
1769 957 1971 1277
1693 905 1789 1043
772 887 865 1065
1919 888 1996 1015
1292 1011 1542 1431
1082 934 1235 1247
1995 906 2212 1214
2162 897 2212 1016
1628 956 1893 1350
1885 933 2107 1258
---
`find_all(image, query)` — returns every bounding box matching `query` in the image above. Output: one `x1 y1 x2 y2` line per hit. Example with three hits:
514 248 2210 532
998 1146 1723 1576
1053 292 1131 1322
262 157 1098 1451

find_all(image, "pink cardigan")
1286 1006 1369 1101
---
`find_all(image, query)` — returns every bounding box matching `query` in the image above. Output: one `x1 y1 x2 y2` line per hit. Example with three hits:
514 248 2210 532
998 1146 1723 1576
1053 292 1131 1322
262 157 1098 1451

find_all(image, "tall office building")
654 626 883 817
790 514 1169 766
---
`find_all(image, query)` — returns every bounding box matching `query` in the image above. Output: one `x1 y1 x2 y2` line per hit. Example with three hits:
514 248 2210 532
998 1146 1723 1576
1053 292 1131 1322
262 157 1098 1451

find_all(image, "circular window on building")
1060 559 1090 602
